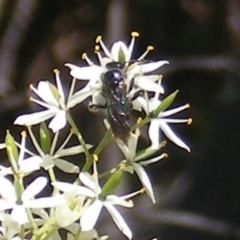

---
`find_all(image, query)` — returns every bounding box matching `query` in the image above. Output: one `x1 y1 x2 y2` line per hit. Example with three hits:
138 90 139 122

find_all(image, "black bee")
89 61 132 143
101 62 131 143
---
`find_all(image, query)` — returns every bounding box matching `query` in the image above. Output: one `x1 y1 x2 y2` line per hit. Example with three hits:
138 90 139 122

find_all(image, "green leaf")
39 122 51 154
150 90 179 117
5 130 18 163
101 169 122 197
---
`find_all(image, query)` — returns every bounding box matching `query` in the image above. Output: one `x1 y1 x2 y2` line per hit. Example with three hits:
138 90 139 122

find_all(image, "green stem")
66 112 92 170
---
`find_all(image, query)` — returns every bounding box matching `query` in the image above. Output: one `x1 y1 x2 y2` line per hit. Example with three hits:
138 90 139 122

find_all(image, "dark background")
0 0 240 239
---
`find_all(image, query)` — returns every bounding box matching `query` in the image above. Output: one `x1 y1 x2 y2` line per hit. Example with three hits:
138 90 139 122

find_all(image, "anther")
131 31 139 37
95 35 102 43
53 69 60 74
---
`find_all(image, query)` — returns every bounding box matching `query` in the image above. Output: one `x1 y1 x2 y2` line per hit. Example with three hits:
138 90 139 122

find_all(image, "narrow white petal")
22 177 47 202
159 121 190 152
52 182 94 198
65 64 103 80
104 203 132 239
106 195 133 208
24 197 64 208
0 199 16 211
135 76 164 93
0 143 5 149
55 205 81 227
37 81 59 107
57 145 92 157
49 110 66 132
11 206 28 225
14 110 56 126
54 159 79 173
131 60 169 74
79 172 101 194
0 177 16 201
160 104 190 118
80 200 103 231
68 87 95 108
19 156 43 174
148 120 161 150
55 71 65 103
132 163 155 203
0 166 12 177
111 41 129 62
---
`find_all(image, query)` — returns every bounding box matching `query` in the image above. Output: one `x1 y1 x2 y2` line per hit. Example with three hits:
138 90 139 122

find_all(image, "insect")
89 61 133 144
101 62 132 143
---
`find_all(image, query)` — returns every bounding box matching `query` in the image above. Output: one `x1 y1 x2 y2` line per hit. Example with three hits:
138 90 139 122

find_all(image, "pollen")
81 53 87 60
160 140 167 148
95 35 102 43
21 131 27 137
147 45 154 51
94 45 100 53
53 68 60 74
93 154 99 162
29 96 33 102
131 31 139 37
29 84 33 90
162 153 168 159
140 188 145 194
187 118 193 125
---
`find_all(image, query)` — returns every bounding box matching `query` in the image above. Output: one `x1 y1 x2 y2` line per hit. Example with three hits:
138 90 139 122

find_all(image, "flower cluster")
0 32 191 240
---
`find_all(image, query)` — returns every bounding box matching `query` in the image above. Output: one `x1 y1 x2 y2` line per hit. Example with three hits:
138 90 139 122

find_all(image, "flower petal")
0 177 16 202
135 76 164 93
103 202 132 239
132 163 155 203
54 159 79 173
111 41 129 62
159 121 190 152
14 110 56 126
36 81 59 107
22 177 47 202
148 120 161 149
130 60 169 74
65 64 103 81
80 200 103 231
48 110 66 132
11 205 28 225
24 197 64 208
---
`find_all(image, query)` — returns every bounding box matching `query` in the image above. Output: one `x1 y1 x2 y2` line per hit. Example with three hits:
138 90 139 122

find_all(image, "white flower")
14 69 90 132
53 161 135 239
65 32 168 107
134 86 191 151
2 131 42 176
25 128 91 173
115 128 167 203
0 176 63 225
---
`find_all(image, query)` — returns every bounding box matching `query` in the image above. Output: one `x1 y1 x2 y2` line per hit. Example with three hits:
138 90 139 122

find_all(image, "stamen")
95 35 112 58
82 53 93 66
119 163 126 170
29 84 33 90
21 131 27 137
138 45 154 60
